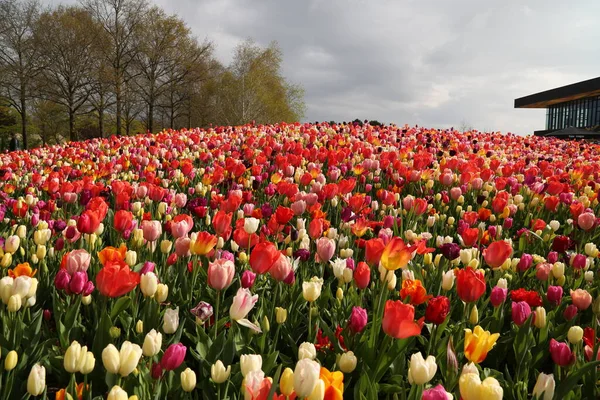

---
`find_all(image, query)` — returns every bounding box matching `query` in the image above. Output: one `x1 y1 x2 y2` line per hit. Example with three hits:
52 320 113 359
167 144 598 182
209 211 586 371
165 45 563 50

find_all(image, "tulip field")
2 122 600 399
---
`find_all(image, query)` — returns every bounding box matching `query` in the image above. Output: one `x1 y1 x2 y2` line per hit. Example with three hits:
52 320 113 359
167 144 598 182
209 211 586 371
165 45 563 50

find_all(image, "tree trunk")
115 79 122 135
98 92 104 138
20 94 27 150
69 109 75 142
148 100 153 133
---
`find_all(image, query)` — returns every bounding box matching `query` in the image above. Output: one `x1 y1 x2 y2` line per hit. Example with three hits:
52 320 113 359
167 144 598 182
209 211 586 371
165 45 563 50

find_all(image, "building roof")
515 76 600 108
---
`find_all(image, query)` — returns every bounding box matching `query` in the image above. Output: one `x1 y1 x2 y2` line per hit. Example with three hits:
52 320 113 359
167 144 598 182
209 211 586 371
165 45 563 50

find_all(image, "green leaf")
553 361 600 399
110 297 132 319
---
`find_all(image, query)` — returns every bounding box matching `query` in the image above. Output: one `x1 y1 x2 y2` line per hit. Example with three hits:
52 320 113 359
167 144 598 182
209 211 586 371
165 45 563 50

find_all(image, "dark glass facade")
546 96 600 130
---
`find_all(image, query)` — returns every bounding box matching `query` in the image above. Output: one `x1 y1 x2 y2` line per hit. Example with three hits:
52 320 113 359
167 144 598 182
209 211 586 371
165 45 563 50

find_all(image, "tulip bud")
102 344 120 374
336 287 344 301
107 386 128 400
125 251 137 267
8 294 21 312
532 372 555 400
280 368 295 396
156 284 168 303
180 368 197 392
140 272 158 297
299 342 317 360
469 305 479 325
1 253 12 268
17 225 26 239
568 326 584 344
163 307 179 334
109 327 121 339
442 270 455 291
5 350 18 371
36 245 46 260
27 364 45 396
64 341 83 373
142 329 162 357
240 354 262 377
261 315 270 333
136 320 144 334
276 307 287 324
82 295 92 305
307 380 325 400
160 240 172 254
534 307 546 329
211 360 231 384
339 351 357 373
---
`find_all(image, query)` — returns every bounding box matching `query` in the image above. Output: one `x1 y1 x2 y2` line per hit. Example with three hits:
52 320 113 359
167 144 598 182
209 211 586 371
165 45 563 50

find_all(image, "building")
514 76 600 138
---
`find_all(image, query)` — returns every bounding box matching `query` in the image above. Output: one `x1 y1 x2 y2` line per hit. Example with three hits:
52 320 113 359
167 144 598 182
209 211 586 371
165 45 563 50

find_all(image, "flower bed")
1 123 600 399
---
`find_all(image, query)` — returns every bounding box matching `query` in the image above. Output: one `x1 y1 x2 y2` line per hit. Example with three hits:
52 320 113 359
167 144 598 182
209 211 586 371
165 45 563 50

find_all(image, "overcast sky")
54 0 600 135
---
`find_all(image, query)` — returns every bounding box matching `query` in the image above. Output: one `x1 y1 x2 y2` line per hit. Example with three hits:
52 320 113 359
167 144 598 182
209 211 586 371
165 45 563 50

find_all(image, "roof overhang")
515 77 600 108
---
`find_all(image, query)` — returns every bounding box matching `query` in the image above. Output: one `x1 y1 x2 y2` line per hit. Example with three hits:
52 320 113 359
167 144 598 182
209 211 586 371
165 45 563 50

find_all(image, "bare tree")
80 0 148 136
36 6 106 142
0 0 43 149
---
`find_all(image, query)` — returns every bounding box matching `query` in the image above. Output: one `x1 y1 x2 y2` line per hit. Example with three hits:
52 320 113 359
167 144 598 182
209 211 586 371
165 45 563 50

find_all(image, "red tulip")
86 197 109 221
77 210 100 235
274 206 294 225
96 260 140 298
483 241 513 268
353 261 371 289
213 210 233 239
113 210 133 235
364 238 385 266
425 296 450 325
249 242 280 274
382 300 423 339
455 268 486 303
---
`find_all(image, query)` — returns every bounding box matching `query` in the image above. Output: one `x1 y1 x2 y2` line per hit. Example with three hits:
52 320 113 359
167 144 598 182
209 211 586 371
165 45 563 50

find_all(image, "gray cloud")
54 0 600 134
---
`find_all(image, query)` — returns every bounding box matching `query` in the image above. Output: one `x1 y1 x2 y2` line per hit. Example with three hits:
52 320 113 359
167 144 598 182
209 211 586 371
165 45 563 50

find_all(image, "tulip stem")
308 303 313 341
214 290 220 340
217 384 221 400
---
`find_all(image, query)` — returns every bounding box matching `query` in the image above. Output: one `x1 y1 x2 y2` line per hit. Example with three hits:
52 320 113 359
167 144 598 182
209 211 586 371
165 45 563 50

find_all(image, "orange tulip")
320 367 344 400
380 237 415 271
8 262 36 278
56 382 86 400
400 279 432 305
483 241 513 269
382 300 424 339
98 244 127 266
191 231 217 256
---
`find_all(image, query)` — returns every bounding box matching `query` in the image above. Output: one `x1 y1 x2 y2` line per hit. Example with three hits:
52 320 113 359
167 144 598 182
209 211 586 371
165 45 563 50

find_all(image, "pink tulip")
142 220 162 242
549 339 574 366
290 200 306 215
174 193 187 208
578 212 596 231
315 237 335 263
511 301 532 326
571 254 587 269
490 287 508 307
160 343 187 370
241 270 256 289
65 249 91 275
535 263 552 281
174 237 191 257
423 385 451 400
547 286 563 306
69 271 88 295
269 253 293 282
229 288 258 321
571 289 592 310
207 259 235 291
348 306 368 333
450 187 462 200
563 304 578 320
54 269 71 290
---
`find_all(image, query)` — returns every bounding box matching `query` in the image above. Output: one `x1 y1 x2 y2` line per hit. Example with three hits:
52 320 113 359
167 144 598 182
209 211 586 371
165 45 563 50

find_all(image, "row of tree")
0 0 305 149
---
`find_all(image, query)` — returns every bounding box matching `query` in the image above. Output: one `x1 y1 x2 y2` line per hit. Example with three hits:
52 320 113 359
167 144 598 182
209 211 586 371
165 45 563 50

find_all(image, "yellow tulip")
464 325 499 364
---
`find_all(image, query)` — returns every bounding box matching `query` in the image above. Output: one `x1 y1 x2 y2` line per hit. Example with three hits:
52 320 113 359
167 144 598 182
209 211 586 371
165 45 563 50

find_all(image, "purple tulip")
241 270 256 289
490 287 508 307
69 271 87 294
